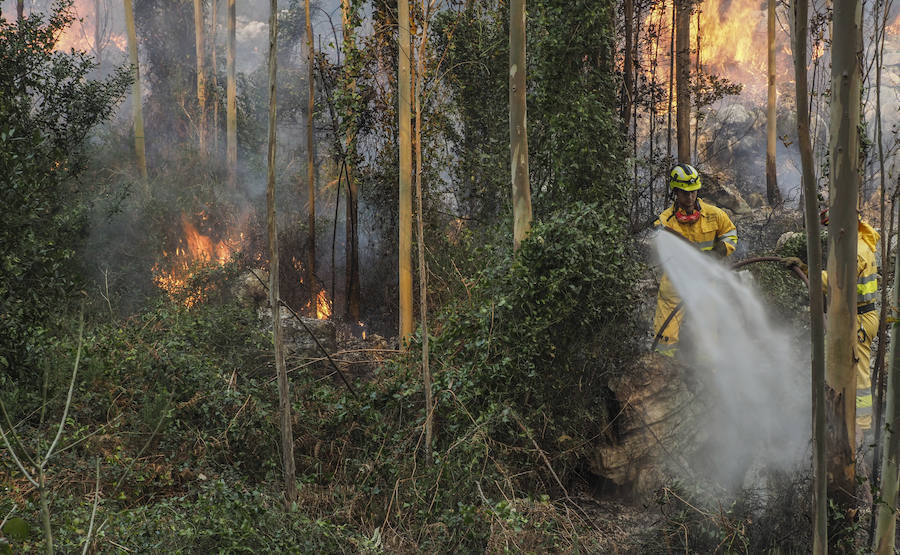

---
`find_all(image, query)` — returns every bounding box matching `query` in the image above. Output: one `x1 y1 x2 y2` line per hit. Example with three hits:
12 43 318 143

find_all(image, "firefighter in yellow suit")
818 212 880 433
653 164 738 356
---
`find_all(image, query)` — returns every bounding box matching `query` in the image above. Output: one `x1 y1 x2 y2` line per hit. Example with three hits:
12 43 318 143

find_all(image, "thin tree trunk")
621 0 633 132
632 8 640 208
415 0 433 465
266 0 297 504
875 182 900 554
650 5 663 216
226 0 237 188
667 0 675 159
123 0 147 184
692 9 699 160
16 0 23 19
870 2 892 541
792 0 826 548
210 0 219 153
342 0 360 322
306 0 316 294
510 0 532 250
675 0 691 162
766 0 781 205
398 0 414 340
94 0 103 68
825 0 861 530
194 0 207 151
38 470 52 555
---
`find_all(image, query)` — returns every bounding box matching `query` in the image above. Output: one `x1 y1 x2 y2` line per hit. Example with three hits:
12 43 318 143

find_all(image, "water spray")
651 255 810 352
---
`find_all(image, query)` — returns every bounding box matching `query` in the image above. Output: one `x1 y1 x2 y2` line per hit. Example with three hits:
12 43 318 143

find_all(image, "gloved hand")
711 240 728 259
782 256 808 273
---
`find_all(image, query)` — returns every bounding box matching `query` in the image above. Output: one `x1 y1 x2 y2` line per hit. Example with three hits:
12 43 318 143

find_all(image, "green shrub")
0 2 130 380
432 202 640 455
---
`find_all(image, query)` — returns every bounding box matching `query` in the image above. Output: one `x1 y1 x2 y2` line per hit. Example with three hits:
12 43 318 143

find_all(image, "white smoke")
654 231 811 489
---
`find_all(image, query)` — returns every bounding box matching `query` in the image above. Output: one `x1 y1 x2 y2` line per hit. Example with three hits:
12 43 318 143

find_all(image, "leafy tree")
438 0 624 219
0 1 130 380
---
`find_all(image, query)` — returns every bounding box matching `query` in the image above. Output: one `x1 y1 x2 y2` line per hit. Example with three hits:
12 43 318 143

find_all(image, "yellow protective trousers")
856 308 879 431
653 274 682 356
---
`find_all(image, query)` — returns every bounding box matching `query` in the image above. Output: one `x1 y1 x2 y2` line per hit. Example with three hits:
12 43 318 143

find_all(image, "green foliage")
436 0 625 220
528 0 624 211
100 478 371 553
0 2 130 380
741 229 827 327
404 202 641 498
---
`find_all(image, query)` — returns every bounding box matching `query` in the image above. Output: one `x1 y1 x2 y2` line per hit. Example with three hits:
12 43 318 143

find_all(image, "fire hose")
650 256 811 353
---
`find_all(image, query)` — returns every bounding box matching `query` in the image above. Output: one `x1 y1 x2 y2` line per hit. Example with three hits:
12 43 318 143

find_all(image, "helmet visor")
670 176 701 191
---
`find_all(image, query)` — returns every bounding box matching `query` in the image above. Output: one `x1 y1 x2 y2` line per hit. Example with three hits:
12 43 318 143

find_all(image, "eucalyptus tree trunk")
226 0 237 188
342 0 360 321
792 0 826 548
875 197 900 552
194 0 207 151
210 0 219 152
620 0 633 133
123 0 147 183
766 0 781 206
869 2 897 549
510 0 532 250
94 0 103 68
667 0 675 159
825 0 861 526
415 0 433 464
306 0 316 292
398 0 414 340
266 0 297 504
16 0 23 19
692 9 700 160
675 0 691 162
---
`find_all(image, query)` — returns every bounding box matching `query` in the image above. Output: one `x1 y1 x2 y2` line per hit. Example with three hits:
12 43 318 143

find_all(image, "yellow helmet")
670 163 701 192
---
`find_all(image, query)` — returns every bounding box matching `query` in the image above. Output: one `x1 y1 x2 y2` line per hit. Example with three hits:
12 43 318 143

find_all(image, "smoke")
654 231 810 490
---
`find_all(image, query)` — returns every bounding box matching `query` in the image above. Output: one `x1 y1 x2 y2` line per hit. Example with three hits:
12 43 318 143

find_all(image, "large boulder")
280 313 337 357
590 355 708 497
701 172 752 216
234 269 337 358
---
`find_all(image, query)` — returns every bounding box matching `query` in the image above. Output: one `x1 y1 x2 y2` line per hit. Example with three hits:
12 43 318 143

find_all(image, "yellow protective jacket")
653 198 738 255
652 199 737 354
820 219 880 310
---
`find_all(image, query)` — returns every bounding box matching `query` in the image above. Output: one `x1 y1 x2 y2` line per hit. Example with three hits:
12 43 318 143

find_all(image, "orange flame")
153 214 242 307
635 0 797 103
52 0 128 56
316 290 332 320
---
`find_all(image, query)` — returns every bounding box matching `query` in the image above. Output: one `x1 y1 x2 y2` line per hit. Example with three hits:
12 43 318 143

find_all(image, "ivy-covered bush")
432 202 640 457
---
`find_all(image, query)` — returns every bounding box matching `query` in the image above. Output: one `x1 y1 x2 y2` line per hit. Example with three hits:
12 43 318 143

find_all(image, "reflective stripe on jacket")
821 219 880 308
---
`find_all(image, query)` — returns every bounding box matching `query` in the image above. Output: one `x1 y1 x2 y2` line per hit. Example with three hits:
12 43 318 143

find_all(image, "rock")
242 268 338 358
775 231 800 251
280 314 337 357
718 103 753 126
746 192 766 209
701 172 752 216
590 354 708 498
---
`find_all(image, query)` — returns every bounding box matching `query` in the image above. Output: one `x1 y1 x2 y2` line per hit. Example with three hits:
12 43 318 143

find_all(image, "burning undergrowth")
150 203 336 323
153 211 250 307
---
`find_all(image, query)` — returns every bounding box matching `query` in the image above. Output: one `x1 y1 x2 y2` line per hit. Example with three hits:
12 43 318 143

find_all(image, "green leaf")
1 517 30 541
